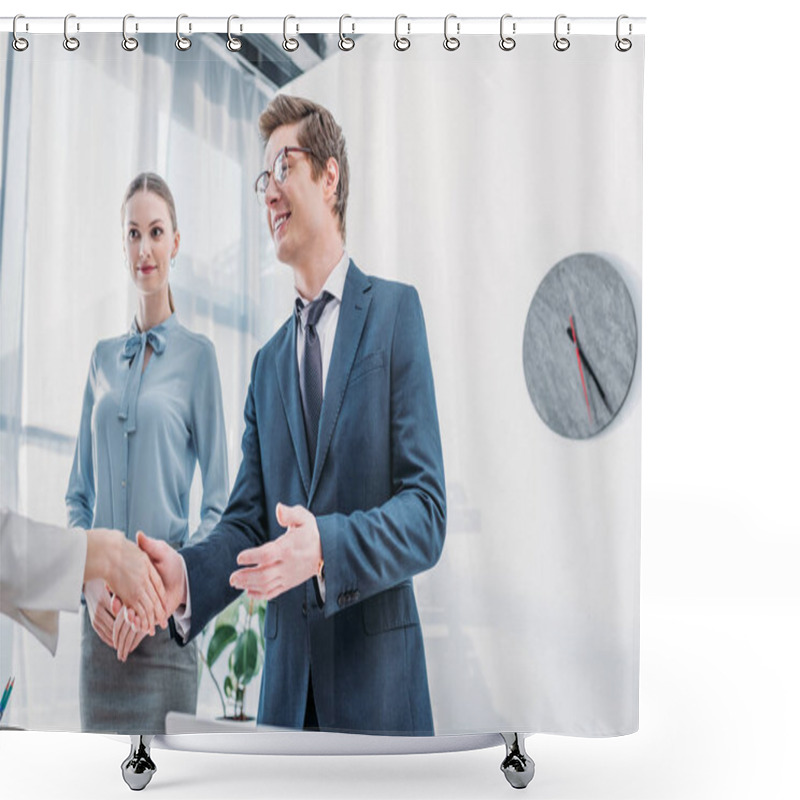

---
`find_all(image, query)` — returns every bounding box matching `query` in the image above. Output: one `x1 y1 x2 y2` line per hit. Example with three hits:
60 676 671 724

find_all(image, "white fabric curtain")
0 33 276 729
287 34 643 735
1 31 642 737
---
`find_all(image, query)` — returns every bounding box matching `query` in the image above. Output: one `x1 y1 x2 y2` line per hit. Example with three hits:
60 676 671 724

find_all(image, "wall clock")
522 252 638 439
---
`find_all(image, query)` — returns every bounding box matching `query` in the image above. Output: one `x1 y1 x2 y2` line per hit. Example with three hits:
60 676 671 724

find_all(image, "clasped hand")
86 530 176 662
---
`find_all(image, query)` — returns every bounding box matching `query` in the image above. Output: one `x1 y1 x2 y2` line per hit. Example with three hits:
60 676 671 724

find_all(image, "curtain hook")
12 15 29 52
282 15 299 52
394 15 411 51
175 14 192 51
339 15 355 51
122 14 139 51
227 15 242 51
499 14 516 51
63 13 80 51
615 15 632 52
443 14 460 51
553 14 570 52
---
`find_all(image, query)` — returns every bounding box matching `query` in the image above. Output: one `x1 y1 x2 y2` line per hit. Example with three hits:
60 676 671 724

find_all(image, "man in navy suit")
138 95 446 735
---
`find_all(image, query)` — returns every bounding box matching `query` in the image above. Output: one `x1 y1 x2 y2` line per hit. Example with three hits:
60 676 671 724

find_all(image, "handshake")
83 531 182 662
87 503 323 662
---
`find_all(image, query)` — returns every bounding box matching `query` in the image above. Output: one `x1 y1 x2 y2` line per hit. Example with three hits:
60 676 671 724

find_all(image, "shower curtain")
0 24 643 739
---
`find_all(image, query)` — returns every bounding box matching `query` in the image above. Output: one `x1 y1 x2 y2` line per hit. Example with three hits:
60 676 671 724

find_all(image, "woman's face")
122 190 179 300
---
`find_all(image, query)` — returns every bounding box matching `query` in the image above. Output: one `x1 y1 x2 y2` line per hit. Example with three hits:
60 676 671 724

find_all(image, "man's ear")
323 156 340 200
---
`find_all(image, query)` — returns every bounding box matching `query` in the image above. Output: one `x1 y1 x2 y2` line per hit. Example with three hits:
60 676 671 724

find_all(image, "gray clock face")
522 253 637 439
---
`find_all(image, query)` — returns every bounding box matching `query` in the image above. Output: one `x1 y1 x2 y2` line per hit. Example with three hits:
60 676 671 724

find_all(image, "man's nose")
264 173 281 204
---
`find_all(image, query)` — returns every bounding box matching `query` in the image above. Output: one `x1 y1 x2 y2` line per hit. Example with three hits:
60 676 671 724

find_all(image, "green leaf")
233 629 259 685
206 624 237 668
224 675 234 699
215 598 241 630
258 602 266 634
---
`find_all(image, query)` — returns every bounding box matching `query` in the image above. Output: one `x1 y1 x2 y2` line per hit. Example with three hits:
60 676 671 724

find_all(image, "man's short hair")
259 95 349 240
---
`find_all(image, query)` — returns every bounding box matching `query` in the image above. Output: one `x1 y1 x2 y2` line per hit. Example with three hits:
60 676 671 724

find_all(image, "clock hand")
569 316 592 424
566 327 612 414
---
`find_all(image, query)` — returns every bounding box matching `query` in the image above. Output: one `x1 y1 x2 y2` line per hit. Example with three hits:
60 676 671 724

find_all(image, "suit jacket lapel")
309 262 372 503
274 317 312 497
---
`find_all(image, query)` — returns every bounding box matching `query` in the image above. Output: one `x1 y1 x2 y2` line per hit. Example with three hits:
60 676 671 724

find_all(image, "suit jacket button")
302 602 308 617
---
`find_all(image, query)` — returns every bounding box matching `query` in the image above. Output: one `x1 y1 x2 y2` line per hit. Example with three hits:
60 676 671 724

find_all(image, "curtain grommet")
63 14 80 52
122 14 139 51
338 14 355 51
282 15 299 52
615 15 633 52
394 15 411 51
553 14 570 52
175 14 192 51
12 15 29 51
443 14 460 51
499 14 516 51
227 15 242 52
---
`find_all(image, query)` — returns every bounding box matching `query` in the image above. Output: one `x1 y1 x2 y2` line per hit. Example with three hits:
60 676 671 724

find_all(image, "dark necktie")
297 291 334 469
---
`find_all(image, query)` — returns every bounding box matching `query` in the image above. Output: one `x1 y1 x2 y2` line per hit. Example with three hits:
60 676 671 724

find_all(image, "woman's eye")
128 229 139 240
151 227 163 238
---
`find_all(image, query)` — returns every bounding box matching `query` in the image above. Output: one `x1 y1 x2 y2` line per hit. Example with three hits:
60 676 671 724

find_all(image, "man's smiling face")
262 122 330 268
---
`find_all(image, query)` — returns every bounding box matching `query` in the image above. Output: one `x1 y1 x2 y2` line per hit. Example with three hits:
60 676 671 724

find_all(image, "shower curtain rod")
1 16 646 37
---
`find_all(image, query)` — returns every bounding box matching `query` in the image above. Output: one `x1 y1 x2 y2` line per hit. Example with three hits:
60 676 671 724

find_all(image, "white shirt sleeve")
170 554 192 642
0 508 87 655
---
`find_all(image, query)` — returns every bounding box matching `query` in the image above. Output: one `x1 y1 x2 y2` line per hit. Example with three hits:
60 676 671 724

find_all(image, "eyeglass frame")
254 146 316 200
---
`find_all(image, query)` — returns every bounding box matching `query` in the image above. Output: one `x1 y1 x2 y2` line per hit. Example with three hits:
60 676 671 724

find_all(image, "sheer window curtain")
0 33 280 729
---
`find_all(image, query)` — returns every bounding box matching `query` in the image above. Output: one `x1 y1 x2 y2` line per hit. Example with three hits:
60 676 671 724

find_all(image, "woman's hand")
112 611 147 663
85 528 167 633
84 578 118 649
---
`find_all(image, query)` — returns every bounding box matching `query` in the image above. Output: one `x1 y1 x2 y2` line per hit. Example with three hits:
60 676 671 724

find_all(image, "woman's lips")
139 265 156 275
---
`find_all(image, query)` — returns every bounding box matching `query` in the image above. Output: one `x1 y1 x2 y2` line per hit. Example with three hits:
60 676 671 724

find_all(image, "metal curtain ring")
499 14 516 51
615 14 632 52
339 15 355 51
122 14 139 51
176 14 192 50
227 15 242 51
283 15 299 52
443 14 460 51
394 15 410 51
12 15 29 51
553 14 570 52
63 13 80 51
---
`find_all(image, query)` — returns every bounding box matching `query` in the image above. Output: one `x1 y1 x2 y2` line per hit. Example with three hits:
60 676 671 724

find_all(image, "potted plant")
200 594 267 721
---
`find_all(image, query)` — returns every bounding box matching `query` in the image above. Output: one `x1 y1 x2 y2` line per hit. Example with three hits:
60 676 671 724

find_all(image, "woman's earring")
170 257 176 270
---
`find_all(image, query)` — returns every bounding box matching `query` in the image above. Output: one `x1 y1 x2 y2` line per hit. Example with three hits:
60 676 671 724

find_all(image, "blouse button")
121 480 126 487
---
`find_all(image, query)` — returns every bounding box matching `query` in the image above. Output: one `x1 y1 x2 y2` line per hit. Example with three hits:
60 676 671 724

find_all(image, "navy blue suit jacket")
180 262 446 734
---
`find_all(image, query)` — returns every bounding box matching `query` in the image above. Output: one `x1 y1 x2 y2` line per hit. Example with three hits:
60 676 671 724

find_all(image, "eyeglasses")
254 146 314 201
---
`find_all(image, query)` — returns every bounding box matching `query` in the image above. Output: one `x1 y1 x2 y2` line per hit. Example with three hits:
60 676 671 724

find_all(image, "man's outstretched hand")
229 503 323 601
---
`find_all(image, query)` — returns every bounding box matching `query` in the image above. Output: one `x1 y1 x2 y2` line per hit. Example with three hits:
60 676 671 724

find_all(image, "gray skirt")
80 606 198 734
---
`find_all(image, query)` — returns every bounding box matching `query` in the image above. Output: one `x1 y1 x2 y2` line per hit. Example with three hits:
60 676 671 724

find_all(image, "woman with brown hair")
66 173 229 733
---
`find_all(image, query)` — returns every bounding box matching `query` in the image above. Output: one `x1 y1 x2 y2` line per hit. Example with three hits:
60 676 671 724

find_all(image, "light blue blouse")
66 314 229 548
